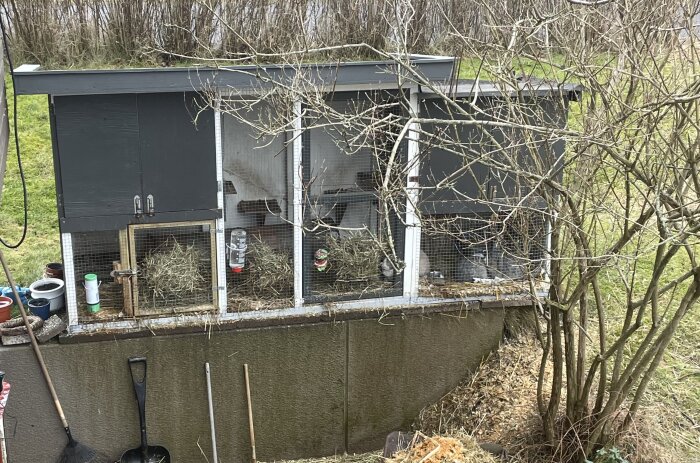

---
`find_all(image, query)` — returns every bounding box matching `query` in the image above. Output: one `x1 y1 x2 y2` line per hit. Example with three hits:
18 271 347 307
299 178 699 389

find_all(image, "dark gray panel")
0 322 346 462
419 99 491 213
54 94 141 218
138 92 217 214
488 96 568 200
419 97 569 214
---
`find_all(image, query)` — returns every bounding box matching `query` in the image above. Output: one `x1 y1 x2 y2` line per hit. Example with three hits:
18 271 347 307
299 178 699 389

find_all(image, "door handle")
146 194 155 216
134 195 143 217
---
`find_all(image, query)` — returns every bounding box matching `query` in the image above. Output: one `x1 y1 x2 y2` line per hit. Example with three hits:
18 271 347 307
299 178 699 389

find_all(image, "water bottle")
83 273 101 313
228 229 247 273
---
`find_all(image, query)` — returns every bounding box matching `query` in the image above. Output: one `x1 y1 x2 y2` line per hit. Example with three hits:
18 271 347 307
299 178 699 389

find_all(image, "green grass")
0 75 60 286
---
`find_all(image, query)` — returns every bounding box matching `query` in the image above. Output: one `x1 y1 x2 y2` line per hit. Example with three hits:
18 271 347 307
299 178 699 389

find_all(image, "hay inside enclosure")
325 232 388 282
140 236 207 306
243 237 293 297
388 433 497 463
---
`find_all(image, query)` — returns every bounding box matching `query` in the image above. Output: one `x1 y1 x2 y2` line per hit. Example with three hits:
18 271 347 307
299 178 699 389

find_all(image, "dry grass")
140 236 207 305
418 279 545 300
268 453 382 463
244 237 294 297
417 338 543 453
326 232 385 282
226 237 294 312
416 334 694 463
388 433 497 463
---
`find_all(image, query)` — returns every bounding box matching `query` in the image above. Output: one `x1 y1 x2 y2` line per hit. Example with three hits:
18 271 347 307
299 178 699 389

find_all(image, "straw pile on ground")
388 433 497 463
140 236 206 305
417 338 543 450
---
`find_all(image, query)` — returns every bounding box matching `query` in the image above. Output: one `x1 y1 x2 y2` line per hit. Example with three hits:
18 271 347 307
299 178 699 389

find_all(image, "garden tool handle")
127 356 148 454
0 251 72 435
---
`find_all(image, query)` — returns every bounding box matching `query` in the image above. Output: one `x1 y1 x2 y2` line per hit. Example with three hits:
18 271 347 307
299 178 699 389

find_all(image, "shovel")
120 357 170 463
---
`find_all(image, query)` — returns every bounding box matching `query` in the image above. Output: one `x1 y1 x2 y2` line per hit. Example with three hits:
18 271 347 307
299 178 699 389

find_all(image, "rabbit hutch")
13 59 581 334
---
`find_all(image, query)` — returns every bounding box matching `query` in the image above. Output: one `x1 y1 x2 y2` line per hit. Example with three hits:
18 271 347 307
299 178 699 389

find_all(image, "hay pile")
388 433 497 463
326 232 385 282
245 237 293 296
417 338 544 449
140 236 207 304
419 279 536 299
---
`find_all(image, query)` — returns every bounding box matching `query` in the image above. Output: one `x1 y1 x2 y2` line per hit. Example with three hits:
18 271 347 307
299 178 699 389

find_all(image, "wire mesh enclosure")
70 230 127 323
302 91 405 303
419 209 548 297
130 221 217 316
221 101 295 311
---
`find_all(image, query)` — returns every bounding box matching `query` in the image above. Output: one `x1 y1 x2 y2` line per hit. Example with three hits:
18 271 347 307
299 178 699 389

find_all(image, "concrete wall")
0 307 505 462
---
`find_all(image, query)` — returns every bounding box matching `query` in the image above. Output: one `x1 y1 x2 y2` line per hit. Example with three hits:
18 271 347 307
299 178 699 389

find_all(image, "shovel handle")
127 357 148 455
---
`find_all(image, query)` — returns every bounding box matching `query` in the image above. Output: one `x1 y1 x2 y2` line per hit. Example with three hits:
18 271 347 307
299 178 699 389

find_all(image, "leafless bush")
1 0 630 66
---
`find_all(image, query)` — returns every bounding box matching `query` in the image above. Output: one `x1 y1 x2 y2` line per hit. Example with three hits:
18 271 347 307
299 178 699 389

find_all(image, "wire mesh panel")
302 91 405 303
70 230 127 323
130 221 217 316
221 102 294 312
419 210 548 297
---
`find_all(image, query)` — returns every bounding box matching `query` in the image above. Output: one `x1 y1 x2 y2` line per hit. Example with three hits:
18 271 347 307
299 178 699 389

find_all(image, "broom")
0 251 110 463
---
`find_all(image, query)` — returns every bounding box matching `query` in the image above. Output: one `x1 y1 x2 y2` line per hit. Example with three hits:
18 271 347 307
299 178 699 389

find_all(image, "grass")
0 75 60 287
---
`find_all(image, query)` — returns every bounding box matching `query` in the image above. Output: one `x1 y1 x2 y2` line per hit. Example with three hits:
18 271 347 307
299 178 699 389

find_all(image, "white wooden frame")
403 89 421 301
214 95 227 313
62 232 79 327
292 99 304 307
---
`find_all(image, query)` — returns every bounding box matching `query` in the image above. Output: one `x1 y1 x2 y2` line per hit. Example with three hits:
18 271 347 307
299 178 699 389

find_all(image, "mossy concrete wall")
0 307 505 462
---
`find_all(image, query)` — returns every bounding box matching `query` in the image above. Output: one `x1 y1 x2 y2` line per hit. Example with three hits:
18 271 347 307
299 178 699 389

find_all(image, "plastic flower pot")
0 296 13 322
28 298 51 321
29 278 65 314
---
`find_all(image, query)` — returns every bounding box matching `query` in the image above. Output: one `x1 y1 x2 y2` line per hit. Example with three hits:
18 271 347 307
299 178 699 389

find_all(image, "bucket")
29 278 65 314
28 298 50 320
0 296 12 322
83 273 100 313
44 262 64 280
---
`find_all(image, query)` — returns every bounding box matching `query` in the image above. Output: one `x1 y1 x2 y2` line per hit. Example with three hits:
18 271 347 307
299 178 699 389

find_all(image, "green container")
84 273 100 313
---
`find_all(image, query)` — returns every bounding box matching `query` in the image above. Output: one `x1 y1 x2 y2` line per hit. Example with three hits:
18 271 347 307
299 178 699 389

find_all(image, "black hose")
0 12 28 249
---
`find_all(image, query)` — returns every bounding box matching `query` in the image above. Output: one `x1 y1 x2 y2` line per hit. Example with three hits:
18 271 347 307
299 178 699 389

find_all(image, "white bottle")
228 229 247 273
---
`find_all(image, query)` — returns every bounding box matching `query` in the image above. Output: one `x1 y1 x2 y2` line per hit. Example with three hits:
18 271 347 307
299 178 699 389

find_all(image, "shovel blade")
119 445 171 463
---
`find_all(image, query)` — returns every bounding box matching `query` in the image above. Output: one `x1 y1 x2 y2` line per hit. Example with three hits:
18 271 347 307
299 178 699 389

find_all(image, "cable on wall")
0 13 28 249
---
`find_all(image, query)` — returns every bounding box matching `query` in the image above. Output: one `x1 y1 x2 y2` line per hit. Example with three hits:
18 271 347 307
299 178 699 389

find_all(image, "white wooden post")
292 100 304 308
214 95 227 314
403 89 422 300
61 233 79 328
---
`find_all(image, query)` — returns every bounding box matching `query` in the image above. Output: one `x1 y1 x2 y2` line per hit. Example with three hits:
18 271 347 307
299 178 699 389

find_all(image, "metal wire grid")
130 222 216 316
302 92 406 303
420 209 548 284
70 230 125 323
221 105 295 311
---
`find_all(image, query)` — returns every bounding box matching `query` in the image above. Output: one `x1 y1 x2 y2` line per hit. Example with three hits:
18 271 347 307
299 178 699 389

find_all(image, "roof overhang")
14 56 457 96
420 79 583 101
